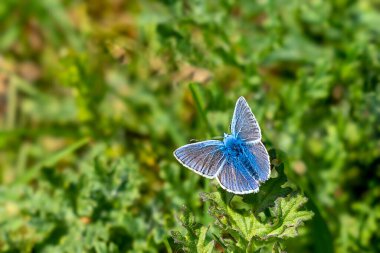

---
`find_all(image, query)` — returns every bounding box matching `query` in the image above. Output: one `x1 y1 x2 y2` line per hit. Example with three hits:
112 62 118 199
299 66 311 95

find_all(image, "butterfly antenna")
190 137 223 142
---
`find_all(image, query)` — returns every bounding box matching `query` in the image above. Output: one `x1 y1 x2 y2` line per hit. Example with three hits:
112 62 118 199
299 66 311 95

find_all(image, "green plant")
0 153 146 252
1 0 380 252
172 152 313 252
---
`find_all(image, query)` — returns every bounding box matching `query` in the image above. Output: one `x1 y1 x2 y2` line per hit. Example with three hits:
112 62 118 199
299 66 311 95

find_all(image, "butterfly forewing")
173 140 226 178
231 97 261 143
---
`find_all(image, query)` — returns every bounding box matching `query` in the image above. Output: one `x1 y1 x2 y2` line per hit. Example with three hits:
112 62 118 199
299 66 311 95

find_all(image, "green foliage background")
1 0 380 252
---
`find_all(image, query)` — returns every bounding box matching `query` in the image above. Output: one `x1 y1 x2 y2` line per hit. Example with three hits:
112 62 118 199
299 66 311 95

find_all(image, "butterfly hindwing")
231 97 261 143
173 140 226 178
246 141 271 182
216 159 259 194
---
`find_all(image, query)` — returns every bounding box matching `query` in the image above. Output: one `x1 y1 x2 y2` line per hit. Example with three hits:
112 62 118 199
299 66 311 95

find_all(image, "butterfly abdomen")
223 135 260 181
237 147 259 180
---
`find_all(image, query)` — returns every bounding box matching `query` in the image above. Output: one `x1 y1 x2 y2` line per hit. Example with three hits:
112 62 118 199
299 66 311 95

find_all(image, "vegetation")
1 0 379 252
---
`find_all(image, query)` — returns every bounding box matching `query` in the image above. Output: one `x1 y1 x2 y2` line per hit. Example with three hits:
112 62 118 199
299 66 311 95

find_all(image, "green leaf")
189 82 216 137
201 190 313 252
243 163 293 215
13 137 90 185
171 207 215 252
266 194 314 239
197 227 214 253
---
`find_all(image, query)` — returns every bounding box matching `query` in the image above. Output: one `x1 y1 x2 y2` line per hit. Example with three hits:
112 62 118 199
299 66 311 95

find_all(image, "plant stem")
189 83 216 137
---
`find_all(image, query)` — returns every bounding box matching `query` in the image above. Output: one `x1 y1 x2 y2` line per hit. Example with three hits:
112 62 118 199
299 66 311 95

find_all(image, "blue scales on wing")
245 141 271 182
217 158 260 194
231 97 262 144
173 140 226 178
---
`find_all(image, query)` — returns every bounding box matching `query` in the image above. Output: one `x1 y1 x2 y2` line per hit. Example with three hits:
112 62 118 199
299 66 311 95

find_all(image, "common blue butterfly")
174 97 271 194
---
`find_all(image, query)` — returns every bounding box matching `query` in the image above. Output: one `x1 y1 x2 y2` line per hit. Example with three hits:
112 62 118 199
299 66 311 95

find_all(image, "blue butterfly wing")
174 140 226 178
246 141 271 182
216 159 259 194
231 97 261 144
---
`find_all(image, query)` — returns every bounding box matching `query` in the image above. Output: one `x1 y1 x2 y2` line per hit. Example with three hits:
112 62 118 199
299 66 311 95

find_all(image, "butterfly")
174 96 271 194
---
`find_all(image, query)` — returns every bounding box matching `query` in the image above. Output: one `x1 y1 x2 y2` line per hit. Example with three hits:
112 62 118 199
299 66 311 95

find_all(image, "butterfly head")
223 133 238 146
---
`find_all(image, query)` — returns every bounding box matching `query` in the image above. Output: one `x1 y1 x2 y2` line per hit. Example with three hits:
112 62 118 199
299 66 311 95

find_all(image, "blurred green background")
1 0 380 252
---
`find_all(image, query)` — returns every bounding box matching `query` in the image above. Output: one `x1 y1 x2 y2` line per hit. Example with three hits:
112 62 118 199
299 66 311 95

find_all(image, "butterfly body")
174 97 271 194
223 134 244 157
223 134 261 180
